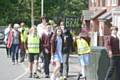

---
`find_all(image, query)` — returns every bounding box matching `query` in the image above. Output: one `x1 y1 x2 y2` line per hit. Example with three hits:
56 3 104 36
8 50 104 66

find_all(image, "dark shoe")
64 78 67 80
20 59 24 63
45 75 50 78
77 73 82 80
33 73 39 78
29 73 32 78
37 69 41 73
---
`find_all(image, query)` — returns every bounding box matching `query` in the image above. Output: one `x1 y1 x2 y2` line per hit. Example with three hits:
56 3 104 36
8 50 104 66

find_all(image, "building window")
112 0 118 6
102 0 105 6
106 0 111 6
100 0 105 7
91 0 97 7
89 0 92 7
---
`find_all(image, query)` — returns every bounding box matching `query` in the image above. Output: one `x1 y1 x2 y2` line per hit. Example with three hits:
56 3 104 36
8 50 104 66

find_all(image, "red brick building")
82 0 120 47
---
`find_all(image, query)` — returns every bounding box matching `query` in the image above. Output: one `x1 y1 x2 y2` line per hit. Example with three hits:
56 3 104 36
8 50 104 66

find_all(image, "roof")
82 9 106 20
82 10 93 20
98 11 112 21
91 9 106 20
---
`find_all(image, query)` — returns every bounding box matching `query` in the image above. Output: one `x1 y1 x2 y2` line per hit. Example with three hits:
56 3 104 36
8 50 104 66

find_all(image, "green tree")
0 0 88 26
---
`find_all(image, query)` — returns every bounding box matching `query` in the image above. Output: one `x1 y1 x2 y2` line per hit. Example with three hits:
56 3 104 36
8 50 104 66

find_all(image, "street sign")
65 16 81 31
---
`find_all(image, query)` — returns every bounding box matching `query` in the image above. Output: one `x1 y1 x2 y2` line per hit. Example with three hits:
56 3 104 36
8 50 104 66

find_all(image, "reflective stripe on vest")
28 44 40 48
28 35 40 53
76 38 91 55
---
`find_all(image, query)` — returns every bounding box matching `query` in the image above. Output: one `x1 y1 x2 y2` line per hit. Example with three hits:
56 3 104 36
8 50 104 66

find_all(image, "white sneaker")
50 74 55 80
56 77 60 80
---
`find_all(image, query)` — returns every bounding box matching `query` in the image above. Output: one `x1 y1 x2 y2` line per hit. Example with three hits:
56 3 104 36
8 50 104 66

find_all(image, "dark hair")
40 16 49 23
10 23 14 28
55 27 62 34
65 29 70 35
54 27 64 39
19 20 25 24
57 19 64 26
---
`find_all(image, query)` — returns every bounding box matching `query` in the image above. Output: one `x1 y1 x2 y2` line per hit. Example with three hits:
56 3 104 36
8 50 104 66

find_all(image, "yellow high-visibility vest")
76 38 91 55
21 27 28 43
28 35 40 53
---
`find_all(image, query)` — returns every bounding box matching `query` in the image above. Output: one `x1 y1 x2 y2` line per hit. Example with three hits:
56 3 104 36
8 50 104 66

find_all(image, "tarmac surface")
0 47 81 80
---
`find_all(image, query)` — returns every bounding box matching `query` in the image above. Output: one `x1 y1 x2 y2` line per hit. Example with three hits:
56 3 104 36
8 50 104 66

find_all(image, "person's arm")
40 38 42 53
25 36 28 53
50 35 54 57
50 34 56 63
107 37 112 58
4 28 7 43
4 28 7 35
25 36 30 54
18 31 21 48
50 34 56 57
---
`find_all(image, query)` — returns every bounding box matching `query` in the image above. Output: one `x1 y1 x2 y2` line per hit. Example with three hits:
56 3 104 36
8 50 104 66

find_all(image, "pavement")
0 48 81 80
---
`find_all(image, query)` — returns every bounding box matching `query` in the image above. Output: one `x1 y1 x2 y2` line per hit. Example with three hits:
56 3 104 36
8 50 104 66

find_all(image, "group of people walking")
4 21 28 64
4 16 93 80
3 15 120 80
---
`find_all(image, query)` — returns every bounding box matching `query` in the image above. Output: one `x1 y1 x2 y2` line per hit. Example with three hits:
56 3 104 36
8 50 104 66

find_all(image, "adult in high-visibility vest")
27 27 41 78
76 32 91 80
19 21 29 63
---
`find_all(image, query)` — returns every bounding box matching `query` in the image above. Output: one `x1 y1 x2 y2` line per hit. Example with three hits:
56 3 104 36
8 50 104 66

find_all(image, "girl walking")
50 27 64 80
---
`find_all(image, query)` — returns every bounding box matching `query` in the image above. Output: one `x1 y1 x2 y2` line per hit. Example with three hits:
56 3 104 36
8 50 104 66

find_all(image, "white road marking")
13 63 28 80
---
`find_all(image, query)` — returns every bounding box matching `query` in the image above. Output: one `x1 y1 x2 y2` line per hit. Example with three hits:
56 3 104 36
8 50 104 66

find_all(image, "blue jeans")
79 54 92 66
63 53 70 77
11 44 19 62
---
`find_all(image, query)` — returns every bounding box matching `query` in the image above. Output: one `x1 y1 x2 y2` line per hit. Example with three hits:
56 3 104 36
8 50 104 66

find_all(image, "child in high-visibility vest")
26 27 41 78
76 32 92 80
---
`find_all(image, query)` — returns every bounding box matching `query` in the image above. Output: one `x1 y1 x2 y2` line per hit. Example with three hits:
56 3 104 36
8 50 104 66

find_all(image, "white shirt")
4 27 10 43
37 23 48 37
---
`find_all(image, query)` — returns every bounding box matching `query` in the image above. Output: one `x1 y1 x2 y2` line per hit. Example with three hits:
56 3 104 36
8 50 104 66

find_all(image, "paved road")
0 48 81 80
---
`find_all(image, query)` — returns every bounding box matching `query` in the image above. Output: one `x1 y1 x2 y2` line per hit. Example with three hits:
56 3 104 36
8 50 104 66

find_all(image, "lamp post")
41 0 44 16
31 0 34 27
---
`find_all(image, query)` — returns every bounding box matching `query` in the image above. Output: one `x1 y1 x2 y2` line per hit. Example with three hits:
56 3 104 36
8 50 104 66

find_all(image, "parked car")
0 27 5 44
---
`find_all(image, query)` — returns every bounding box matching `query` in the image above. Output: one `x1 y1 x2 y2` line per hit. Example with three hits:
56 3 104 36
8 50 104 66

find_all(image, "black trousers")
20 43 26 62
5 44 11 57
105 56 120 80
7 48 11 57
43 51 51 75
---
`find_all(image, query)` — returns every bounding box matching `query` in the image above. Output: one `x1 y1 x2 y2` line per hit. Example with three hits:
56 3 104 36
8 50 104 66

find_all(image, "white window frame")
106 0 111 6
91 0 97 7
100 0 105 7
91 0 96 3
112 0 118 6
